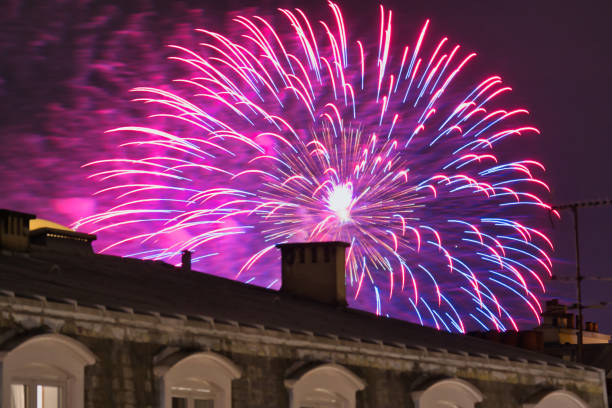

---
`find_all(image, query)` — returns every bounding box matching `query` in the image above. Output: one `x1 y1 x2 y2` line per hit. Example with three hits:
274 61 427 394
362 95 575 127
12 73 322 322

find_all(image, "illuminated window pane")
37 385 60 408
11 384 28 408
194 399 214 408
301 388 343 408
171 397 187 408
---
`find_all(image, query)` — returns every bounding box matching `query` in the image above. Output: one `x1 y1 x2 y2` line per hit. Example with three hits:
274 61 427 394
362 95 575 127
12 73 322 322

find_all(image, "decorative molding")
524 390 589 408
159 351 241 408
412 377 483 408
1 333 95 408
285 363 365 408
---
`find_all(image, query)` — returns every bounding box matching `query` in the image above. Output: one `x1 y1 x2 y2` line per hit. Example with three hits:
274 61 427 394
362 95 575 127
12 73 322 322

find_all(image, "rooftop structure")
0 209 606 408
539 299 611 345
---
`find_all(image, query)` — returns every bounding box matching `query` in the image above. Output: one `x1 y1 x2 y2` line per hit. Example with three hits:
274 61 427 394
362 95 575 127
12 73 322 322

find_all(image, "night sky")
1 0 611 331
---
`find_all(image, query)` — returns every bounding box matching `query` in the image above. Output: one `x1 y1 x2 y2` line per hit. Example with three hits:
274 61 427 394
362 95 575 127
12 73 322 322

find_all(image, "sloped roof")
0 246 587 368
29 218 74 232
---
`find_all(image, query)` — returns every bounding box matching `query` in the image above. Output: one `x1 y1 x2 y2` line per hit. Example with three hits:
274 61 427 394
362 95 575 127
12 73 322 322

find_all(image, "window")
0 334 95 408
412 378 483 408
525 390 589 408
285 363 365 408
170 378 216 408
156 352 242 408
11 383 62 408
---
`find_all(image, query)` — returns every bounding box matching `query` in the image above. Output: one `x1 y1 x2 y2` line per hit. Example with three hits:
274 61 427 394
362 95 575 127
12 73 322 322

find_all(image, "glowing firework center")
327 183 354 223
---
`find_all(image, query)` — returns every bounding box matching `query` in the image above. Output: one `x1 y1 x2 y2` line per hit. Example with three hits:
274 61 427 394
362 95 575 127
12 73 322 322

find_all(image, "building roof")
29 218 75 232
0 244 587 369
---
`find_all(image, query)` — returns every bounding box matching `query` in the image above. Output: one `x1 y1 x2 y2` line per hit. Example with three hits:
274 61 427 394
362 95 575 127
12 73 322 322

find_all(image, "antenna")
551 199 612 363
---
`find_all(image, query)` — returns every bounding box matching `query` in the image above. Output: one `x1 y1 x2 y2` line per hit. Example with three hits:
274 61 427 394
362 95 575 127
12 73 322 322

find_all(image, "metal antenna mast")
551 199 612 363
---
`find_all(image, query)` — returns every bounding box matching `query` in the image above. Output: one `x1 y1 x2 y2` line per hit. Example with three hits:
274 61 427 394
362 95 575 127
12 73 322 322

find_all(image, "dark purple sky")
389 1 612 330
419 0 612 332
1 0 610 331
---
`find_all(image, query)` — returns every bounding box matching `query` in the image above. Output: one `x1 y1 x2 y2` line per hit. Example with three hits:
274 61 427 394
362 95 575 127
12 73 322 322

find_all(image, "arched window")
284 363 366 408
412 378 483 408
0 334 96 408
525 390 589 408
157 352 241 408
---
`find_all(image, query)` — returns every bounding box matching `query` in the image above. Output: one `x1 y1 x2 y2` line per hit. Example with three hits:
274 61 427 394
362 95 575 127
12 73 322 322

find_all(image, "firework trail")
75 3 557 332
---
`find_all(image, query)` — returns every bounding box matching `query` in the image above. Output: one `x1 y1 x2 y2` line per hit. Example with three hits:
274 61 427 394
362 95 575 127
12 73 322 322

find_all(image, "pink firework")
75 3 557 332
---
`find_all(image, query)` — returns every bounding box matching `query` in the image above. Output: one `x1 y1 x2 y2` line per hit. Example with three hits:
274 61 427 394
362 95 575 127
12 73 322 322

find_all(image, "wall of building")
0 295 606 408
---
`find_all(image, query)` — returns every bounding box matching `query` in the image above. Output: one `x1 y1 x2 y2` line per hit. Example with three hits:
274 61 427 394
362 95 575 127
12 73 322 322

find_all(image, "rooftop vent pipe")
181 250 192 272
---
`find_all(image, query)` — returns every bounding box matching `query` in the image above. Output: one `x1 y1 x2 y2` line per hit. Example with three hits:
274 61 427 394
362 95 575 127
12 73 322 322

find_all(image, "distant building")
469 299 612 407
0 209 607 408
468 299 611 353
538 299 610 346
535 299 612 408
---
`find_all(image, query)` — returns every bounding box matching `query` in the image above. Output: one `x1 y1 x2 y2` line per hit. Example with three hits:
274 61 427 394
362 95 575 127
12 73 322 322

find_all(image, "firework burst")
75 3 557 332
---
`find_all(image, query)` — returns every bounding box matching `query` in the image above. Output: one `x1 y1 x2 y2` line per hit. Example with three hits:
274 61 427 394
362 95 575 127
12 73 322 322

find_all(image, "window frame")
170 383 216 408
10 380 65 408
156 351 242 408
284 363 366 408
411 378 483 408
0 334 95 408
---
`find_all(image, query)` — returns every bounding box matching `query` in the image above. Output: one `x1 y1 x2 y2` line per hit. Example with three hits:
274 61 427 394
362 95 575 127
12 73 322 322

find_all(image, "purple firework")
75 3 557 332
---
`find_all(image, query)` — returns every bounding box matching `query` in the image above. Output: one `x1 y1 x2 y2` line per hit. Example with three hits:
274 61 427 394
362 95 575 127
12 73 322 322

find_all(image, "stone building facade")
0 209 607 408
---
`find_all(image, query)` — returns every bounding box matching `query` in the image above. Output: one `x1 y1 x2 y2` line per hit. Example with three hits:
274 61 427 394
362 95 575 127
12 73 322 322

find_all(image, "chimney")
542 299 568 326
545 299 567 314
0 209 36 251
181 250 192 272
276 241 350 306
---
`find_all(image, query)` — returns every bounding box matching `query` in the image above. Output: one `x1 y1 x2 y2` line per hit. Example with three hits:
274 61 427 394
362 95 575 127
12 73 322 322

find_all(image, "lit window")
412 378 483 408
170 380 216 408
1 334 95 408
285 363 365 408
156 352 241 408
10 383 62 408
